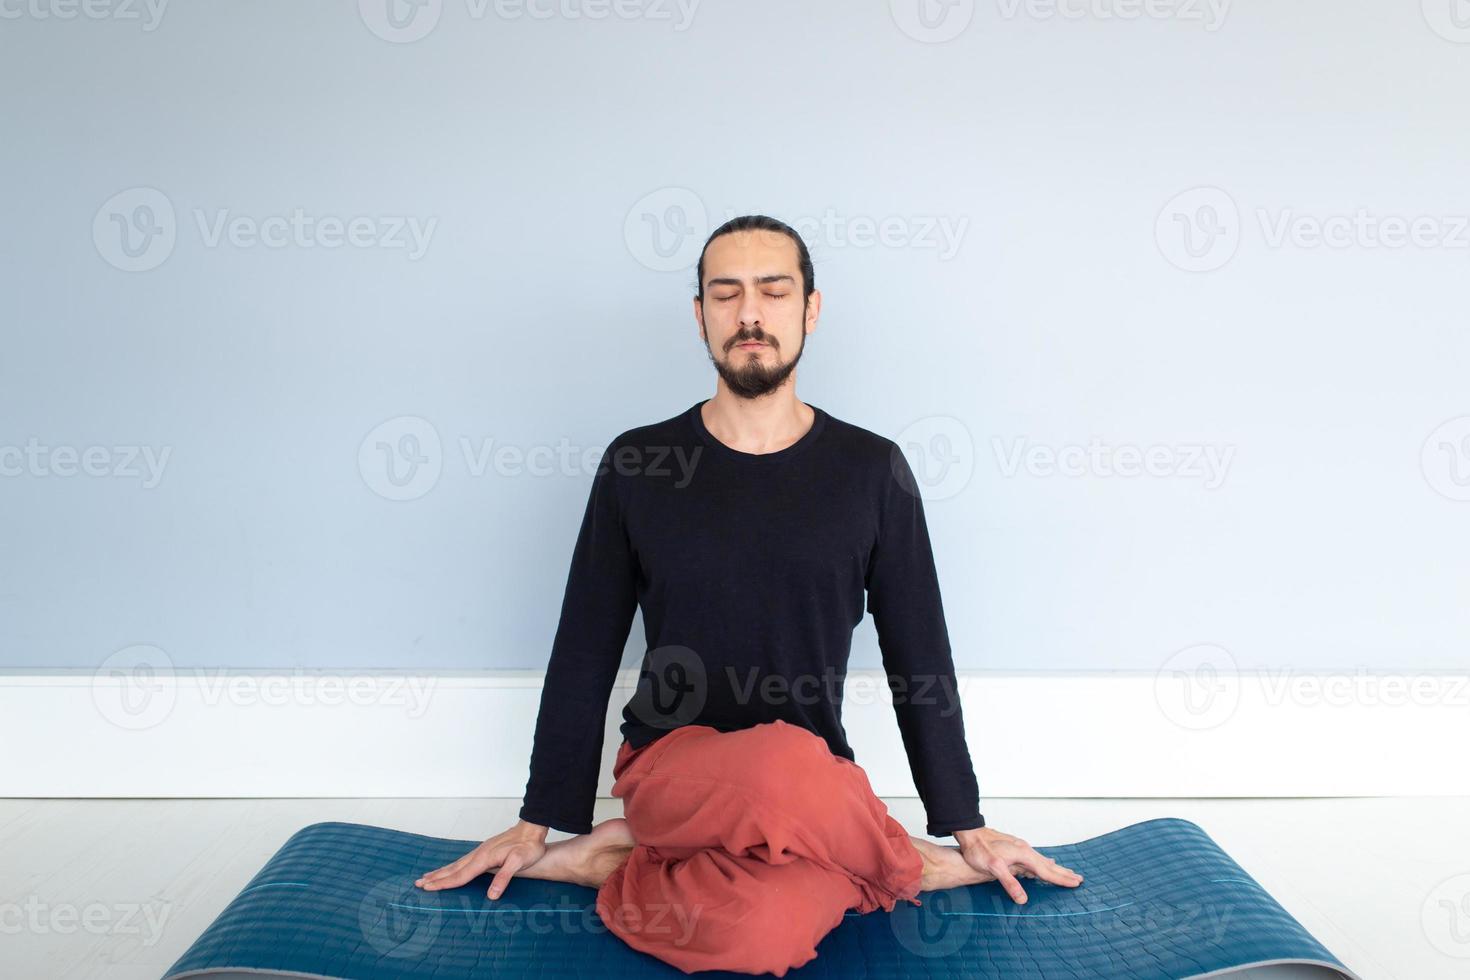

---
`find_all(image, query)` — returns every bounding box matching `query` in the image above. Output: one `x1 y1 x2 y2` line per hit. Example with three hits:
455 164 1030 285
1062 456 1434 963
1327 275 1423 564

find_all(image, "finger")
415 861 464 889
1004 842 1081 881
419 862 485 891
992 862 1028 904
1035 850 1076 872
1021 853 1084 887
487 851 526 900
1040 853 1084 883
418 854 490 891
1053 861 1084 883
417 848 483 882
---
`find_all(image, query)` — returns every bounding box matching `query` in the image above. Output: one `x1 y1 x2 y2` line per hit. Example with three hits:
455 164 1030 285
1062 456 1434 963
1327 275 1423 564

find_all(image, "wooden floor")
2 796 1464 979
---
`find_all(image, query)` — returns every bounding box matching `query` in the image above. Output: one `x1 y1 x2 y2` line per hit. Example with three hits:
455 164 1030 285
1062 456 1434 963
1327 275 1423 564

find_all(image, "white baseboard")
2 668 1464 798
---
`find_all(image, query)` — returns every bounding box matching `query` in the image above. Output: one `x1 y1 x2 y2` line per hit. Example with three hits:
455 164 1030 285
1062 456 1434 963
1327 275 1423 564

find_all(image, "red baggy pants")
593 719 924 976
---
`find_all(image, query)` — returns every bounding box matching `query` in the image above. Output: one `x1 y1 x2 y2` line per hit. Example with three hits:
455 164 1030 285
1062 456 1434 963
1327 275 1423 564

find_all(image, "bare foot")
517 818 637 889
909 836 991 891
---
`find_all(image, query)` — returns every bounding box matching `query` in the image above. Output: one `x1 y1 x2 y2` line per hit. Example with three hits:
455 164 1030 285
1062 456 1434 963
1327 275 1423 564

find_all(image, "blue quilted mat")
162 817 1359 979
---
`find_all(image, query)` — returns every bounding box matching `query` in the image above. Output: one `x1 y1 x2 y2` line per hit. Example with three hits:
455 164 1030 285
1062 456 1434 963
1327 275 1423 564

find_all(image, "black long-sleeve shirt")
519 400 985 838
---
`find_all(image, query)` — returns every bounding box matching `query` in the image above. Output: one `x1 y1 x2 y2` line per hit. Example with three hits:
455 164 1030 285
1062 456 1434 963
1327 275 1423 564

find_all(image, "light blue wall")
3 1 1468 671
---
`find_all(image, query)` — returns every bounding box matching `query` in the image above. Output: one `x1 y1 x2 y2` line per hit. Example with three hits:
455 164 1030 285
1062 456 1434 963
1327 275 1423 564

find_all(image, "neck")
701 384 815 456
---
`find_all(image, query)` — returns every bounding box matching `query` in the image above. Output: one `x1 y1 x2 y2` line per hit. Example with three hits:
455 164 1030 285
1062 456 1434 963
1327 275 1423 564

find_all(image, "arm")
865 443 985 838
518 445 640 835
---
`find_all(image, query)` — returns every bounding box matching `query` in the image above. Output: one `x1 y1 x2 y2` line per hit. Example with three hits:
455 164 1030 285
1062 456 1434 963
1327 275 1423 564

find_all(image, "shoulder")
603 404 693 456
820 408 925 501
819 408 905 468
591 405 699 491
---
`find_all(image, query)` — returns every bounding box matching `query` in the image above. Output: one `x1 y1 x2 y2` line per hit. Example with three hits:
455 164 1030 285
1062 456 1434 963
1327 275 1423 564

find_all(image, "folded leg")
596 842 863 976
610 720 922 914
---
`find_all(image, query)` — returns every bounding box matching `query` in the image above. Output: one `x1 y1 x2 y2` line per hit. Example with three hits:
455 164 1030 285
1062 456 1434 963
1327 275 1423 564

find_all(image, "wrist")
515 819 549 841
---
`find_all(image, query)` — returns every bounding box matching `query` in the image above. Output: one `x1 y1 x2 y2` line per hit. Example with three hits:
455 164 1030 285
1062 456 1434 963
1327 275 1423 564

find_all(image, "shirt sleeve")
865 442 986 838
519 445 640 835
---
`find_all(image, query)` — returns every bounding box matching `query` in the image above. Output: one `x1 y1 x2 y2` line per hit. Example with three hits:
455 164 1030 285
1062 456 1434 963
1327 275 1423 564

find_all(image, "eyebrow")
705 275 796 289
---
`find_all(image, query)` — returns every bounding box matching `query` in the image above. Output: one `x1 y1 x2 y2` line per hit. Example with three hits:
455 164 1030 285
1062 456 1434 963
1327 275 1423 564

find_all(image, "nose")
738 292 763 331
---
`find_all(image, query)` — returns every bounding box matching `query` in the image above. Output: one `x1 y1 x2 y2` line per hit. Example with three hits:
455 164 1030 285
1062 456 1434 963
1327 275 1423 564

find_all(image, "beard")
703 308 808 400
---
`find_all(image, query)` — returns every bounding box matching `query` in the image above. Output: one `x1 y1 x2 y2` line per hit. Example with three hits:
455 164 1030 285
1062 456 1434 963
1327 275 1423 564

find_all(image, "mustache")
726 330 776 351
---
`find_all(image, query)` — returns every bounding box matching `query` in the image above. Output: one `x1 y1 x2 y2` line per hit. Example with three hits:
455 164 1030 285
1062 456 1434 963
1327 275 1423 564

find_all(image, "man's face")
695 229 820 400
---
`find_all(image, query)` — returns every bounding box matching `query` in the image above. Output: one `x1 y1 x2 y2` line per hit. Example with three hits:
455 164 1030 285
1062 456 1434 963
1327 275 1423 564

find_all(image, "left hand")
952 826 1083 905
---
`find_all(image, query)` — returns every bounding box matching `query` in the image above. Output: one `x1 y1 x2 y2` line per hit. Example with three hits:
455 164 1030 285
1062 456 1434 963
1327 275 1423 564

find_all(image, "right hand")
414 820 550 899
